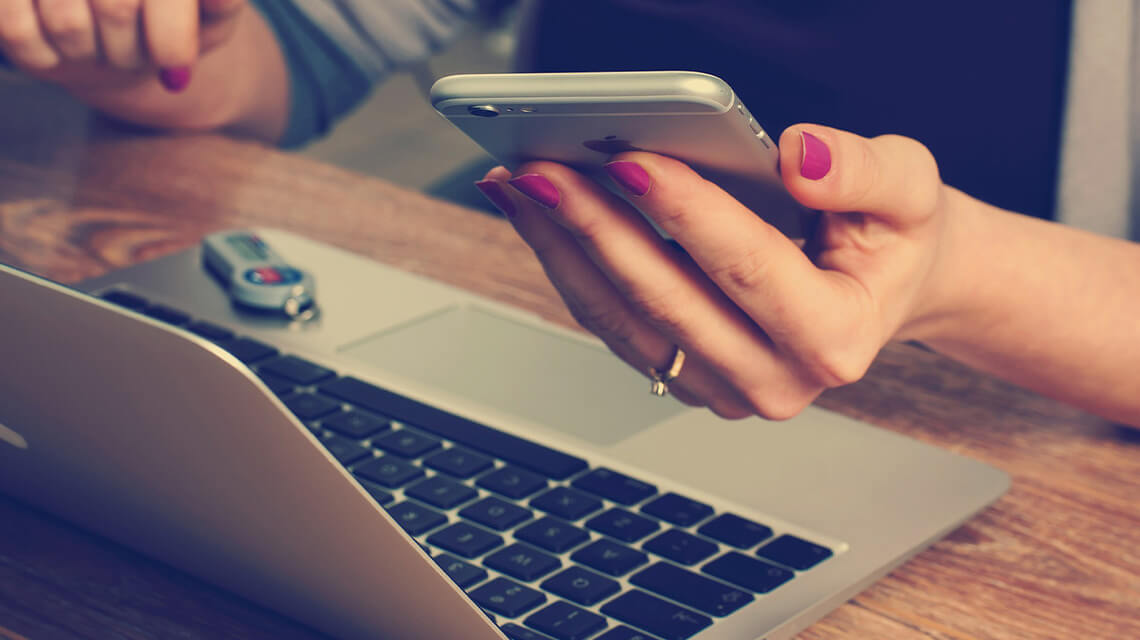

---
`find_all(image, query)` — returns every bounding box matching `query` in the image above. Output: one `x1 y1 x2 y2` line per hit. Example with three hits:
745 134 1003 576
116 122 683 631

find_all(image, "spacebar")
319 377 588 480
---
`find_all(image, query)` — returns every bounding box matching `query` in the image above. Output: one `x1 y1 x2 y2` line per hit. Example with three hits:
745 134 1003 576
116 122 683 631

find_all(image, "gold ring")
649 346 686 397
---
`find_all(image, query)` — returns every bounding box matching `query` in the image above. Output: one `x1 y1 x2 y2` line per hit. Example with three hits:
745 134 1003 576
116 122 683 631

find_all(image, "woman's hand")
0 0 247 92
476 125 960 419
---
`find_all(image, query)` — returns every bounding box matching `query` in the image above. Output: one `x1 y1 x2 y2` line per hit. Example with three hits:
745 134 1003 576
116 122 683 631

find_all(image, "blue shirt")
250 0 476 147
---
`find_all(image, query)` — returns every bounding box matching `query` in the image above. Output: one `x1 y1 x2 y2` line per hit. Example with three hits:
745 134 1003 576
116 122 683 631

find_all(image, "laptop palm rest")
339 304 684 446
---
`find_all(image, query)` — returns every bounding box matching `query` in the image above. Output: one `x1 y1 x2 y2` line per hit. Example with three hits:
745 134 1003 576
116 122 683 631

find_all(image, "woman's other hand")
477 125 961 420
0 0 247 92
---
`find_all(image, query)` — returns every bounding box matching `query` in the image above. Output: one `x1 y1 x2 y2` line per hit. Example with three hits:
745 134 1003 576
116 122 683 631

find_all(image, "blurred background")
0 12 517 211
300 16 515 197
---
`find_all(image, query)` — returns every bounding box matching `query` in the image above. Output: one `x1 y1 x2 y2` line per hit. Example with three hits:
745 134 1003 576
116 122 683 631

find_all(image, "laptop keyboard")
100 289 835 640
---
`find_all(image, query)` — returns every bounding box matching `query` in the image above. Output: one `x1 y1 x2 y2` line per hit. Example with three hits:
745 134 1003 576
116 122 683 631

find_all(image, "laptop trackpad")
339 305 685 446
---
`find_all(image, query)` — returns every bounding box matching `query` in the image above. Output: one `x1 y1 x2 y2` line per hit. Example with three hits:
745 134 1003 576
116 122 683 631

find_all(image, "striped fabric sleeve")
249 0 478 148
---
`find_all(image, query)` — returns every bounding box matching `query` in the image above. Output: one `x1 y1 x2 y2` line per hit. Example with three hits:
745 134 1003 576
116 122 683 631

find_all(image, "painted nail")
159 67 192 93
508 174 561 209
800 131 831 180
474 180 516 218
604 161 652 196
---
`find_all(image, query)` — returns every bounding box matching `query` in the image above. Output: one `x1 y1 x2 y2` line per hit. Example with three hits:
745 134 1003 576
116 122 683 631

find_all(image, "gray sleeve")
289 0 480 81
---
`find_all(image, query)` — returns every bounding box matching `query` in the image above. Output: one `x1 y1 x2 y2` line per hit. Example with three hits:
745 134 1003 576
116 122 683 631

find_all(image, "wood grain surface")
0 84 1137 640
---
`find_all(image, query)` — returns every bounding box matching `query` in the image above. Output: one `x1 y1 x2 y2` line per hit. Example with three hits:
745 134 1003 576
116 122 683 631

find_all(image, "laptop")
0 228 1008 640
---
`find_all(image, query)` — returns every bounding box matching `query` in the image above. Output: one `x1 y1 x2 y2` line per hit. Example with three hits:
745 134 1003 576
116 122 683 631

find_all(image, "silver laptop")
0 228 1008 640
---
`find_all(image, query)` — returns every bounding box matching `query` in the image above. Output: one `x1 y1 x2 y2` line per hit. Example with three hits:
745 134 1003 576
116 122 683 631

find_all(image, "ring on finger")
649 346 686 397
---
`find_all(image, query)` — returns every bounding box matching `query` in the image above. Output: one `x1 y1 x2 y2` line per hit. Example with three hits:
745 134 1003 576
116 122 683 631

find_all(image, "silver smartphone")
430 71 812 237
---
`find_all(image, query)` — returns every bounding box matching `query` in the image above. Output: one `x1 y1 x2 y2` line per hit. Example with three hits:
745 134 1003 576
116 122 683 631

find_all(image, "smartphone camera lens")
468 105 501 118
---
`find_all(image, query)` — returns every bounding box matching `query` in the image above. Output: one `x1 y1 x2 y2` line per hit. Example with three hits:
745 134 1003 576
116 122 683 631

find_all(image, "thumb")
779 125 943 229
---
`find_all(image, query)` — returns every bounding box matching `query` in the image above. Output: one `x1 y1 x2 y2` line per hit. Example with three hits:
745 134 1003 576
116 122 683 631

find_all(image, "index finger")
601 149 853 352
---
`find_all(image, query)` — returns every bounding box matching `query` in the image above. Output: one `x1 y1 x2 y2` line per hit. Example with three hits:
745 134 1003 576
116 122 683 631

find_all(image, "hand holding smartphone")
430 71 814 237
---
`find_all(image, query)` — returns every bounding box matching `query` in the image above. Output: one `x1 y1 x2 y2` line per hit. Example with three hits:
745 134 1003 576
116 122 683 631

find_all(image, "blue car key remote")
202 230 316 318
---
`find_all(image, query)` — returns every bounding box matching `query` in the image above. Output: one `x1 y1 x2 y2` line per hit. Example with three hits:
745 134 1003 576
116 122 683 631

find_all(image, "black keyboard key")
424 447 494 478
600 590 711 640
358 480 394 506
374 429 442 458
435 553 488 589
143 304 191 326
405 476 478 509
322 409 391 439
477 466 548 499
697 513 772 549
500 623 554 640
531 487 603 521
525 601 606 640
257 371 296 396
515 517 590 553
427 522 503 558
595 626 656 640
585 508 659 543
642 529 718 566
386 501 448 536
701 552 794 593
757 534 832 570
100 289 148 310
354 455 424 488
484 543 561 581
540 567 619 606
185 320 234 342
630 562 752 617
319 377 588 479
640 493 713 527
459 497 532 531
218 336 277 363
469 578 546 617
258 355 335 385
319 434 372 465
281 392 341 420
570 539 647 577
571 468 656 505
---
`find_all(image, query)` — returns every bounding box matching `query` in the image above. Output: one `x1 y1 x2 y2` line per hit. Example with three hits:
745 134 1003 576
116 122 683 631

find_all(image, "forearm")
68 9 289 143
918 188 1140 425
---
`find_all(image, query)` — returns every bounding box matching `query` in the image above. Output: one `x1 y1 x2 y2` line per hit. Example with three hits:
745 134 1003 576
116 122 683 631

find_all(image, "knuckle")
841 137 882 210
705 245 773 294
566 300 637 348
742 387 812 421
625 285 688 337
92 0 141 26
644 175 710 232
40 6 91 39
871 134 943 216
563 210 609 247
801 348 870 389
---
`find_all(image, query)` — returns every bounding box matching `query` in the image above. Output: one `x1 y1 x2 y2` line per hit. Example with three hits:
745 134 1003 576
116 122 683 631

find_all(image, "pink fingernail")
159 67 192 93
474 180 516 218
508 174 561 209
604 161 652 196
800 131 831 180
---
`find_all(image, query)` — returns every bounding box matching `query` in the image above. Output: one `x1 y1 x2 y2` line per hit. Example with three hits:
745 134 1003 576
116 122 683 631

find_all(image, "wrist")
894 186 992 345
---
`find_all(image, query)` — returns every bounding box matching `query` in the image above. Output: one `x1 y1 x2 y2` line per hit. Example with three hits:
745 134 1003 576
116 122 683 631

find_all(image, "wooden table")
1 81 1138 640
